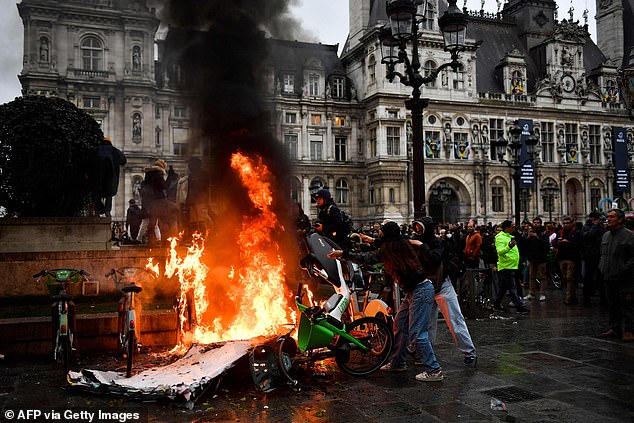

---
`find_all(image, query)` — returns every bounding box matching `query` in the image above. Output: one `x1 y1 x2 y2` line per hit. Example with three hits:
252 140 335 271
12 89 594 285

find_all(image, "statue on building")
132 46 141 71
325 83 331 99
132 113 142 140
39 37 49 62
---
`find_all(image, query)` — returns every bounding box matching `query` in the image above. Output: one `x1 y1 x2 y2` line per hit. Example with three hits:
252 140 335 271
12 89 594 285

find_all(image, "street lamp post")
541 180 558 223
380 0 467 220
491 121 539 227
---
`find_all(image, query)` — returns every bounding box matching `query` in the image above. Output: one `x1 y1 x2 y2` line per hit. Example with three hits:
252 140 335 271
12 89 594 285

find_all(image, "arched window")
368 55 376 83
132 46 141 71
424 60 437 88
510 70 524 94
290 177 301 204
81 36 103 70
491 177 505 212
309 177 326 203
336 179 349 204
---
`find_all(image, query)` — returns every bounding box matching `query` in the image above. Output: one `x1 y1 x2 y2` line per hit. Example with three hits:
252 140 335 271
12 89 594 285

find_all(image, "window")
309 73 319 96
369 128 377 157
589 125 601 164
155 127 161 147
336 179 349 204
368 110 376 121
155 105 160 118
174 106 187 118
510 70 524 94
590 187 601 210
82 96 100 109
290 178 301 203
283 73 294 93
335 137 347 161
452 68 465 90
565 123 578 163
310 136 323 160
389 188 395 203
423 60 436 88
387 110 398 119
310 114 321 125
369 187 375 204
285 112 297 124
492 185 504 212
420 3 435 30
540 122 555 163
174 142 188 156
368 55 376 83
81 36 102 70
489 118 504 159
39 36 49 62
284 133 298 160
335 116 346 126
386 127 400 156
425 131 441 158
332 77 344 98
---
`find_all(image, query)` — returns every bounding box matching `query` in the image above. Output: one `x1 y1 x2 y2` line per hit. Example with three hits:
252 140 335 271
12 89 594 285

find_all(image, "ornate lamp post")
541 180 559 223
491 121 539 227
380 0 468 220
430 179 452 224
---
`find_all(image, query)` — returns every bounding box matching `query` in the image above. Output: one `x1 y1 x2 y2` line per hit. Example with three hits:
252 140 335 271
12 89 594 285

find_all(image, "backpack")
327 204 353 234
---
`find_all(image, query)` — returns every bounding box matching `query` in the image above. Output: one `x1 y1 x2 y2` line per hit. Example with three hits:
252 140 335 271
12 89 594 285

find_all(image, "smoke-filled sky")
0 0 596 105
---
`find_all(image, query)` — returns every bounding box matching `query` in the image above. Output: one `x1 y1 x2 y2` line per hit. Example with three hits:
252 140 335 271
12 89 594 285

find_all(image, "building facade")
15 0 634 226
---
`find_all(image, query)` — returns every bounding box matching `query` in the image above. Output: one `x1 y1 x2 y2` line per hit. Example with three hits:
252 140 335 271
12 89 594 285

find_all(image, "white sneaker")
539 295 546 301
415 368 443 382
524 294 535 301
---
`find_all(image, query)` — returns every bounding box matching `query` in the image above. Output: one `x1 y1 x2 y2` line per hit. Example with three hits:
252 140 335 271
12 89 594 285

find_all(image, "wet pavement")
1 286 633 422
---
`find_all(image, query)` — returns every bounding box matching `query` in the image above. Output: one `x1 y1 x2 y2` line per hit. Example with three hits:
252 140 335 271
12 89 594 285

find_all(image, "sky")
0 0 597 105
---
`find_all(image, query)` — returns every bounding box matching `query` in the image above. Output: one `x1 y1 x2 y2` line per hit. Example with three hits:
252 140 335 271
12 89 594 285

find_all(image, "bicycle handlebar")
33 269 89 283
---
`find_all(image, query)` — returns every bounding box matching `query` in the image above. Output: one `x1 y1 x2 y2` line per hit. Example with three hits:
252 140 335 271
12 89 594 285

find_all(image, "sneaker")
508 301 516 307
599 329 620 339
464 356 477 368
415 368 443 382
539 295 546 302
380 362 407 372
524 294 535 301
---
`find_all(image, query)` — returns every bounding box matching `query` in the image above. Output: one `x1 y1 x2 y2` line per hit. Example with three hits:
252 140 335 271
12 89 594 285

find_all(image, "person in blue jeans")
330 220 443 381
429 276 478 366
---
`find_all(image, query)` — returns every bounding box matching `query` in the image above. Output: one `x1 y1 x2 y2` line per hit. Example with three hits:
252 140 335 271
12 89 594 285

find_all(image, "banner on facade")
613 127 629 193
453 139 470 159
425 133 440 158
517 119 535 188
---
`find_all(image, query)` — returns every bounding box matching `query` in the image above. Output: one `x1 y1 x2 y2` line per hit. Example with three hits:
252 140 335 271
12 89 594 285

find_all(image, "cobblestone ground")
1 286 633 422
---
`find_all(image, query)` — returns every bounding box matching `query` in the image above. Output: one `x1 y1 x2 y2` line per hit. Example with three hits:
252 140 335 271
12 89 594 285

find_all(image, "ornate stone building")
15 0 634 225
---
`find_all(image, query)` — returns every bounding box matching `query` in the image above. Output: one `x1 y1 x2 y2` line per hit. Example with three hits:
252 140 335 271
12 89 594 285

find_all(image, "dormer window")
283 73 295 93
308 73 320 96
511 70 524 94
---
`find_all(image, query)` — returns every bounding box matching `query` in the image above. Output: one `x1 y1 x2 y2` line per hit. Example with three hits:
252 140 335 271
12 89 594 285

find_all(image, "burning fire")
161 152 296 348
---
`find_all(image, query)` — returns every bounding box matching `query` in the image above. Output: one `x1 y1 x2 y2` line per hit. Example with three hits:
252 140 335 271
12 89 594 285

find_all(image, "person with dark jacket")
411 217 477 367
598 209 634 342
125 199 143 242
329 221 443 381
520 221 550 301
581 211 606 307
91 136 126 216
313 189 350 250
553 216 583 305
137 159 168 245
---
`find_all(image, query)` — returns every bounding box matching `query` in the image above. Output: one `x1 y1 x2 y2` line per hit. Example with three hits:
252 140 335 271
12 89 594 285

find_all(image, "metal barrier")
456 268 496 319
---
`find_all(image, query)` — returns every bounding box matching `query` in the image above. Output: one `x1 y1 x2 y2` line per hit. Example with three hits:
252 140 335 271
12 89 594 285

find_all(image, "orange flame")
163 152 296 348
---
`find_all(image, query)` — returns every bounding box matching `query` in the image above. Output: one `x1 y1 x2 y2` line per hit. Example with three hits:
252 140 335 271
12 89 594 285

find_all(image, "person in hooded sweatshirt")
410 217 477 367
329 221 443 382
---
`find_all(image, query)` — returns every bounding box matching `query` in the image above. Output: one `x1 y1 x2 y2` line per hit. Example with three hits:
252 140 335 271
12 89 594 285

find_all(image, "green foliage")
0 96 103 217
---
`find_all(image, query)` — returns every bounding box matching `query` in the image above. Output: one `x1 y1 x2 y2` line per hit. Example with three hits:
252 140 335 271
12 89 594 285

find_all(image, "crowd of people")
297 188 634 383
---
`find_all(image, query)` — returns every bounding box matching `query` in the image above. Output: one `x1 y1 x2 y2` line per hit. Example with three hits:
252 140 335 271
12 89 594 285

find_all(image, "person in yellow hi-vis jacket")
492 220 529 314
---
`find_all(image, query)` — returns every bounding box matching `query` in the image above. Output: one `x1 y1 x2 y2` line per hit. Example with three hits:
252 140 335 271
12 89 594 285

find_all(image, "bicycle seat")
122 284 142 294
52 293 73 302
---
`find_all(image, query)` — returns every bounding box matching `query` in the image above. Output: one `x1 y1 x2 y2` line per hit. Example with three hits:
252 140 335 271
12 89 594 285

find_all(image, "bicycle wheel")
126 330 136 377
335 316 393 376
